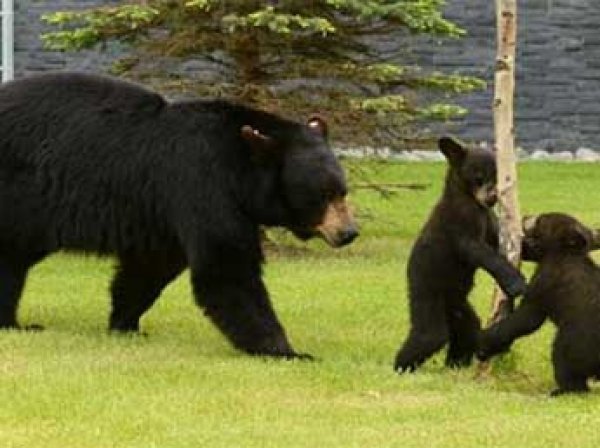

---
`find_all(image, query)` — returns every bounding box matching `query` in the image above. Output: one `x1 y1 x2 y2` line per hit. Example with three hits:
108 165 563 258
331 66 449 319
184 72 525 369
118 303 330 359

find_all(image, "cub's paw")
503 273 527 299
476 331 511 361
475 349 491 362
550 385 590 397
475 332 493 361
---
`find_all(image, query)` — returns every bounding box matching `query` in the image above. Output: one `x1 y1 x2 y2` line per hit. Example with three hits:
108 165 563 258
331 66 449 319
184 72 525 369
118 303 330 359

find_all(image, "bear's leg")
0 254 46 329
109 255 185 332
191 264 304 359
0 260 27 328
394 299 448 372
445 302 481 368
551 337 589 396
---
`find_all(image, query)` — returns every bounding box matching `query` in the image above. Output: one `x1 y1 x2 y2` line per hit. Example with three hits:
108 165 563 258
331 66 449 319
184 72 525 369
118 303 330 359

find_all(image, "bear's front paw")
255 350 316 361
287 352 315 361
394 363 417 374
246 334 315 360
393 354 418 374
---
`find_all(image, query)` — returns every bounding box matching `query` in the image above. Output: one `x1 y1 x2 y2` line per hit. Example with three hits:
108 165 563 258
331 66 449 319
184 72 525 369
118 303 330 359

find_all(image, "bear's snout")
336 226 359 247
315 198 358 248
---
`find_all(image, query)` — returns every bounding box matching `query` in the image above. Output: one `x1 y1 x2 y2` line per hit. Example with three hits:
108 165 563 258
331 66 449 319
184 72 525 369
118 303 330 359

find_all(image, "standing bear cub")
478 213 600 396
394 137 526 373
0 72 358 359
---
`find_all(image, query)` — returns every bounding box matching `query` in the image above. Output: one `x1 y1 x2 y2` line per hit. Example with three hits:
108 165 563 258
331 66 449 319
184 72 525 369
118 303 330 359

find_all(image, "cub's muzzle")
475 184 498 208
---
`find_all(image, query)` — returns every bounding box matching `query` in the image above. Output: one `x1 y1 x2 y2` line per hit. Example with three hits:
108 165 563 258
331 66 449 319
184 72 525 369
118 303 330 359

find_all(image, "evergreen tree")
43 1 485 147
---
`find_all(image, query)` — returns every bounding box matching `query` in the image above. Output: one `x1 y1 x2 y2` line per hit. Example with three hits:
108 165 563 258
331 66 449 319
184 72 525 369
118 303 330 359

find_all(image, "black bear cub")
478 213 600 396
0 72 358 359
394 137 526 373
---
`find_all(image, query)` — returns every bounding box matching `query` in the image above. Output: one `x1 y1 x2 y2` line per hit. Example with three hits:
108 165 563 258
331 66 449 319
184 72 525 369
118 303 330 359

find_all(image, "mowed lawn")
2 162 600 448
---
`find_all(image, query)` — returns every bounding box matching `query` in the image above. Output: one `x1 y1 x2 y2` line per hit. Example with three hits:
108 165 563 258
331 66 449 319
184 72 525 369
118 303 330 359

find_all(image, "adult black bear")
478 213 600 396
0 72 358 359
394 137 526 373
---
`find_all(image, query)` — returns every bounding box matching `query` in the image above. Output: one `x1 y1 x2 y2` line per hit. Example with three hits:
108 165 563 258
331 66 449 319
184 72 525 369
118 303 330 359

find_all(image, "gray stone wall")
13 0 120 76
8 0 600 150
410 0 600 150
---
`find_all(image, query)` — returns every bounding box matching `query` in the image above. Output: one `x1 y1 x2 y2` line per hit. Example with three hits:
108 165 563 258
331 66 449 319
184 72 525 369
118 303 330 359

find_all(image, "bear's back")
0 74 175 251
0 73 173 177
0 72 165 156
0 72 165 117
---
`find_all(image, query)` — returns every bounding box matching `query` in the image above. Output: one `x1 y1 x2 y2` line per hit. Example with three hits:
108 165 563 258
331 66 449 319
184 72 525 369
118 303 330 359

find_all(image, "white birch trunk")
490 0 520 323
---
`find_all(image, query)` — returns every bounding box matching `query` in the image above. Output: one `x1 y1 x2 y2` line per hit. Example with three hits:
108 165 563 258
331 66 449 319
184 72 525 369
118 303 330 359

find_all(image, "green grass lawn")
3 162 600 447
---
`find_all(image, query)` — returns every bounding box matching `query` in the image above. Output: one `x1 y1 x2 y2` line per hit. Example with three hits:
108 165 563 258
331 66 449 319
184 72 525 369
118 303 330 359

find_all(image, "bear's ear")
307 114 328 139
241 125 275 152
438 136 467 165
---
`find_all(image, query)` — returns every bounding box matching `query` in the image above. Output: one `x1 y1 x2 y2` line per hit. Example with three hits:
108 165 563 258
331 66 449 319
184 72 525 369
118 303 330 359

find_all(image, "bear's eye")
323 189 338 201
322 183 347 201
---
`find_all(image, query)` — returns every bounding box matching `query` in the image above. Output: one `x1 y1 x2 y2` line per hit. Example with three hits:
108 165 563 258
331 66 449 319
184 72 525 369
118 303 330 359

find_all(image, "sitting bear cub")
394 137 527 373
478 213 600 396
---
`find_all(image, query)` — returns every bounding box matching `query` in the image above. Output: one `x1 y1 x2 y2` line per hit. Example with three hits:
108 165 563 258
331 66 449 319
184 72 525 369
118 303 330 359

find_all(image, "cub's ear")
438 136 467 165
591 228 600 251
307 114 328 139
566 223 593 251
241 125 275 151
522 215 538 233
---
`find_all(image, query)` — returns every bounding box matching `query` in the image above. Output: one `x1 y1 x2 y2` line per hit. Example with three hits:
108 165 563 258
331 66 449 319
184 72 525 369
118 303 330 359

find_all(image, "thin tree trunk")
222 1 265 97
489 0 520 324
231 31 263 85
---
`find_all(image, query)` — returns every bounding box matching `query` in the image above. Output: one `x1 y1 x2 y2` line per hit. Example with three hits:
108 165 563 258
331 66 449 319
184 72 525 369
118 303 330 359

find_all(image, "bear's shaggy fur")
394 137 526 372
478 213 600 395
0 72 358 358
